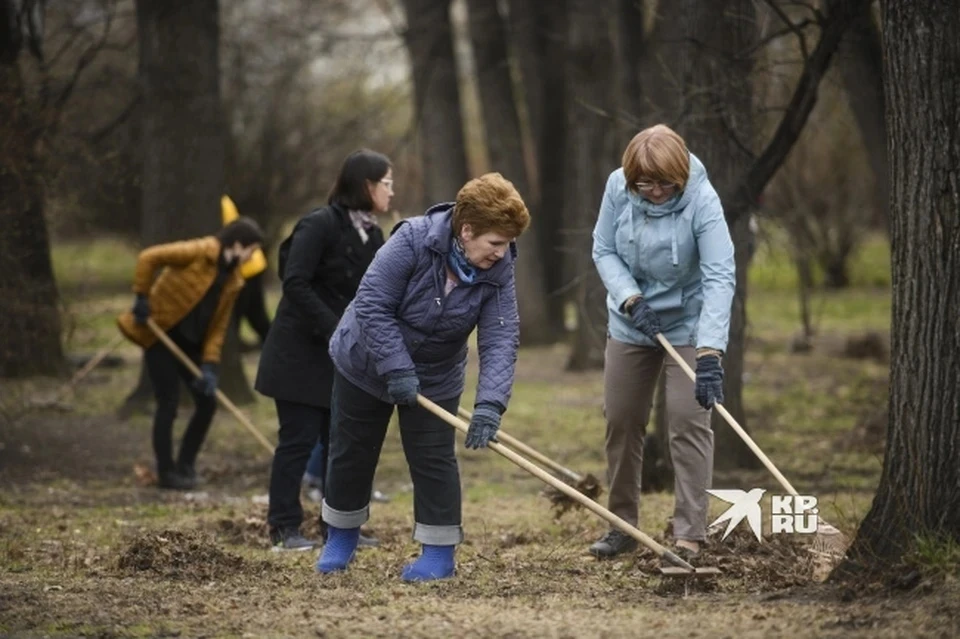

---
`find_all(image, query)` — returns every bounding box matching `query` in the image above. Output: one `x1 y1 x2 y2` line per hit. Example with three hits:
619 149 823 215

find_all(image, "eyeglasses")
380 178 394 190
635 180 676 193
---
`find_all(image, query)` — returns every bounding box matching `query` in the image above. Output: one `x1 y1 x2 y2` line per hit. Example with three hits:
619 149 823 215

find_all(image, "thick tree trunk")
402 0 470 205
466 0 556 345
565 0 618 371
837 0 960 571
0 9 65 379
507 0 568 338
121 0 253 413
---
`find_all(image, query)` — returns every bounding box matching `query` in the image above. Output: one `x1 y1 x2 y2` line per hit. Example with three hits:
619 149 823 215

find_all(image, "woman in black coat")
255 149 393 551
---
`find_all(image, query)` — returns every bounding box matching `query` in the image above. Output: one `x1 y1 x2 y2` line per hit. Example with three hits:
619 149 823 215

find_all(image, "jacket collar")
421 204 516 284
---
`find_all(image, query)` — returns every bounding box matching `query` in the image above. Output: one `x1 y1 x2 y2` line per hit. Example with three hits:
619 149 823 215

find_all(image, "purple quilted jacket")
328 204 519 409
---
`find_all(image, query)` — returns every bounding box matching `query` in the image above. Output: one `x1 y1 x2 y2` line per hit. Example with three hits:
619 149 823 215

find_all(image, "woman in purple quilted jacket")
316 172 530 582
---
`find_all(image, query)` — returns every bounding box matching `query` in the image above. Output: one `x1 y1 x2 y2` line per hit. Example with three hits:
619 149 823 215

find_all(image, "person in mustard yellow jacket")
221 196 272 351
118 217 265 490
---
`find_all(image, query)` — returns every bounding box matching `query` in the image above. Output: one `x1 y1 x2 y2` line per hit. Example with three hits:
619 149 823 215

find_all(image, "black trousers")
144 339 217 474
323 371 463 545
267 399 329 532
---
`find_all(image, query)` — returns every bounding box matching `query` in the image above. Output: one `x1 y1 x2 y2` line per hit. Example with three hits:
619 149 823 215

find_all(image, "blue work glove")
626 296 661 341
132 294 150 325
191 362 219 397
694 354 724 410
386 370 420 407
465 402 502 450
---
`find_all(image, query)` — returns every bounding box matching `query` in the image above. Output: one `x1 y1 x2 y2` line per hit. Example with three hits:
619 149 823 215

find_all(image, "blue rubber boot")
315 526 360 574
401 544 456 582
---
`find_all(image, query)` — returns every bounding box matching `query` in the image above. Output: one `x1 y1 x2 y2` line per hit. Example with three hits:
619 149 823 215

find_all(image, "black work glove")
465 402 502 450
694 354 724 410
191 362 219 397
386 370 420 407
627 296 661 341
132 294 150 325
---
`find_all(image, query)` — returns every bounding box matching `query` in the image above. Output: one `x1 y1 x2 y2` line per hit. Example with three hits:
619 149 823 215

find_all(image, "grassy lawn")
1 231 956 637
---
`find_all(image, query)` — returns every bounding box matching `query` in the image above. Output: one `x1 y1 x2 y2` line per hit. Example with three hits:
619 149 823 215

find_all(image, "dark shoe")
588 529 639 558
270 528 317 552
176 462 201 486
158 470 197 491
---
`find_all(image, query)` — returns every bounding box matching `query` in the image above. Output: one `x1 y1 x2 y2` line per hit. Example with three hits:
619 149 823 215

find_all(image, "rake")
656 333 848 556
146 318 275 457
456 406 602 510
421 395 719 577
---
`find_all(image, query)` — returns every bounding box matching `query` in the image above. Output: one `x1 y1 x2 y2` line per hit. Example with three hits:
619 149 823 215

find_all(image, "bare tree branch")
727 0 870 223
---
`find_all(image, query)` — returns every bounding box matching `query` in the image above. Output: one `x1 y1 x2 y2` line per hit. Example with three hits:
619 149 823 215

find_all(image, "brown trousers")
603 338 714 540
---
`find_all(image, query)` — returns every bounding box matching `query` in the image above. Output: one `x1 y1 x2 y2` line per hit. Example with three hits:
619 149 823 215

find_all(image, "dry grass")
2 247 957 637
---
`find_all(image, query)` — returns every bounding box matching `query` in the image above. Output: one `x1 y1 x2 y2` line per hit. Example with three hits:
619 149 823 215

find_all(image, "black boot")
158 470 196 491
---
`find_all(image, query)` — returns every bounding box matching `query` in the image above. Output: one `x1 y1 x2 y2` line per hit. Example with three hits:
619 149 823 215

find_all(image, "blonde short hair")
452 172 531 238
622 124 690 193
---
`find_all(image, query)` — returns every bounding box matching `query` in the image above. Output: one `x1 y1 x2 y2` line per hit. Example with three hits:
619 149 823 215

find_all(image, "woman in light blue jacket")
589 124 735 563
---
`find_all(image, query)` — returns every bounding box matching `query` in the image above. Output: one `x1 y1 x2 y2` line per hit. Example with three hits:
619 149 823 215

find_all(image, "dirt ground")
1 342 957 638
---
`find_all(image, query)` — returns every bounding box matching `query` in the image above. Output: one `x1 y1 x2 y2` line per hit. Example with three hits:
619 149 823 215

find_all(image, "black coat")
255 205 384 407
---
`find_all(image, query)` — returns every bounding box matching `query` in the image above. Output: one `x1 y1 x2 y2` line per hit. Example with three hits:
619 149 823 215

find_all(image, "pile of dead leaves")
634 525 819 594
117 529 247 581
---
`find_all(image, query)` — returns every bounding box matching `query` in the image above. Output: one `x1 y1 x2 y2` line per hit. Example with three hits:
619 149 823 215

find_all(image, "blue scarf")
447 236 477 284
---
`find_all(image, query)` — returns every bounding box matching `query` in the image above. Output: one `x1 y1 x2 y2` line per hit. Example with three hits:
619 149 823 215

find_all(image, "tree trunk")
507 0 569 338
837 0 887 227
714 213 758 469
0 5 65 379
615 0 646 140
836 0 960 571
402 0 470 206
673 0 760 470
121 0 253 413
565 0 617 371
466 0 556 345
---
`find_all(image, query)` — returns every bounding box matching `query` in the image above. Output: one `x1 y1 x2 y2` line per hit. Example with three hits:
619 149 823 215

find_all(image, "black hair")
217 216 264 247
327 149 392 211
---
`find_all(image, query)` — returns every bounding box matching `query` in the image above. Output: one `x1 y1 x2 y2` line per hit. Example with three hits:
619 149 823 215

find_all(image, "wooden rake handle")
655 333 800 497
146 318 275 456
456 406 582 483
418 394 694 571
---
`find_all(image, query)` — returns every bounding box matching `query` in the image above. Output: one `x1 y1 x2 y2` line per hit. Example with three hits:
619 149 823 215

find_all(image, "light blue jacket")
592 154 735 351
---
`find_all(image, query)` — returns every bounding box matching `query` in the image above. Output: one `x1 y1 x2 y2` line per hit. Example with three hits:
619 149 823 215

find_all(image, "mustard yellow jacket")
117 237 244 363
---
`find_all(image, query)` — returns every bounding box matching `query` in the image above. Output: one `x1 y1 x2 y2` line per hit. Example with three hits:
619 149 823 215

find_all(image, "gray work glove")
386 370 420 407
465 402 502 450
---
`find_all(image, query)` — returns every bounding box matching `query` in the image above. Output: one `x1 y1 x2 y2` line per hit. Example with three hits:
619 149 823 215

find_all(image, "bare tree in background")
564 0 619 371
672 0 761 470
0 0 65 378
401 0 469 205
836 0 886 230
507 0 569 339
465 0 556 344
836 0 960 575
120 0 255 413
